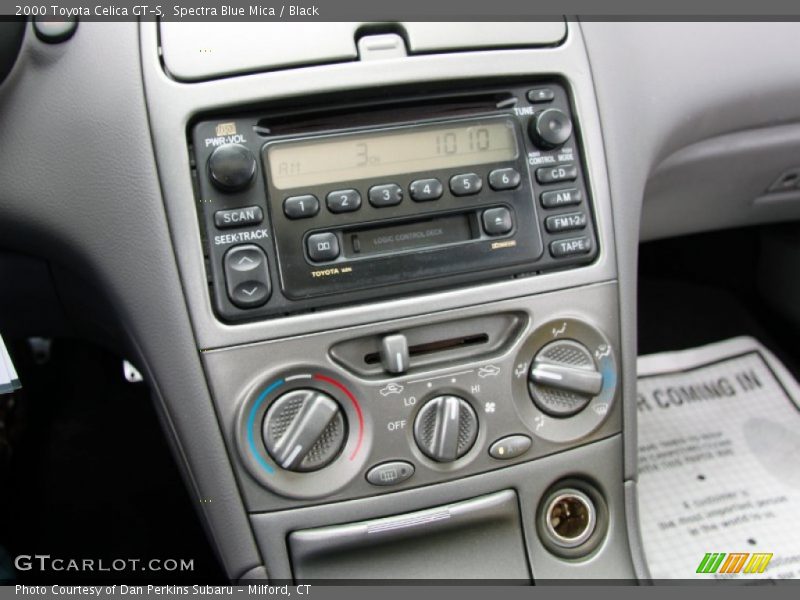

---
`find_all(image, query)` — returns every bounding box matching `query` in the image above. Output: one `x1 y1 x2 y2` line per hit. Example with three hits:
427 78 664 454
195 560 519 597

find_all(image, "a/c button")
489 435 532 460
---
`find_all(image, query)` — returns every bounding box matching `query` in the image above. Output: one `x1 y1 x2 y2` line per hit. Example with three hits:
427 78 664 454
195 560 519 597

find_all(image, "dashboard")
2 18 800 583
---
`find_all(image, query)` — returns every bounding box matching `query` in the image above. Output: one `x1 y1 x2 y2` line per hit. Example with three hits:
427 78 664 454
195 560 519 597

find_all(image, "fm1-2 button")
409 178 443 201
482 207 514 236
545 212 587 233
326 189 361 213
224 245 271 308
489 435 532 460
284 195 320 219
307 232 340 262
366 461 415 486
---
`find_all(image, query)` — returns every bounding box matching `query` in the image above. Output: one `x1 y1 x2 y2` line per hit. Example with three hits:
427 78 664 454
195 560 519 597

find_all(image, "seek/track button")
224 244 271 308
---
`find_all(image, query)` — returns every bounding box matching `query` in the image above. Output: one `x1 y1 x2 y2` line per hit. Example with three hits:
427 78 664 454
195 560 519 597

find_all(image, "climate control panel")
226 288 620 507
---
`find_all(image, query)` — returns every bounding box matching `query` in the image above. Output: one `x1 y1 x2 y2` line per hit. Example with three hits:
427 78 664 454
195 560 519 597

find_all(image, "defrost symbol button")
366 461 415 486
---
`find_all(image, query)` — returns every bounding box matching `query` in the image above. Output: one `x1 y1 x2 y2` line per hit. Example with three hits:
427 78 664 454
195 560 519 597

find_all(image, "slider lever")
380 334 410 375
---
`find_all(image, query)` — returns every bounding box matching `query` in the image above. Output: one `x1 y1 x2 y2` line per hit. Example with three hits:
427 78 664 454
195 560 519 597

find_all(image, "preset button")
326 189 362 213
369 184 403 207
450 173 482 196
409 178 443 202
284 195 320 219
488 168 521 191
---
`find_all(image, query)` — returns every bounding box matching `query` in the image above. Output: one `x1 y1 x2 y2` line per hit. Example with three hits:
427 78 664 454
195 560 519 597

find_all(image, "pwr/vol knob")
262 389 346 472
413 395 478 462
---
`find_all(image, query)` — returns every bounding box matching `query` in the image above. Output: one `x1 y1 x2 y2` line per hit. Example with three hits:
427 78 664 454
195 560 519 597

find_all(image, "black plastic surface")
0 21 25 86
190 81 599 322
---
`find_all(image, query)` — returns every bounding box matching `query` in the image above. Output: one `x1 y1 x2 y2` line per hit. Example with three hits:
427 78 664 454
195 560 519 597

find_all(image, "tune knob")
262 389 346 472
528 340 603 417
413 395 478 462
207 143 256 192
529 108 573 150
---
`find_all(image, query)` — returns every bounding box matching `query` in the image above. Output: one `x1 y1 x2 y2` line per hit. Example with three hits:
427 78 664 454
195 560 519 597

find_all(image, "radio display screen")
267 118 518 190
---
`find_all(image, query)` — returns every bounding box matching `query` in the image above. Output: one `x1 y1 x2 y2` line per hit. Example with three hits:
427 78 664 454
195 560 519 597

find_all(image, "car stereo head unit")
190 81 598 321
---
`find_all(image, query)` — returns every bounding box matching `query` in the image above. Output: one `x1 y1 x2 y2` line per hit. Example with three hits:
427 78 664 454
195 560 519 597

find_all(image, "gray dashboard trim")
642 122 800 241
0 22 262 579
160 21 568 82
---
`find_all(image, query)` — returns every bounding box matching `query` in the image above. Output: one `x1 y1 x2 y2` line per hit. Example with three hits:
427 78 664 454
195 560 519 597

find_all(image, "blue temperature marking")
247 379 284 474
601 362 616 395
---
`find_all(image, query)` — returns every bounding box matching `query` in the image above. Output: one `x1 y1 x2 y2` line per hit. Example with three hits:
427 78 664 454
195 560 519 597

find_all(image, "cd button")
409 178 443 202
326 189 362 213
488 168 521 191
368 183 403 207
536 164 577 184
450 173 482 196
307 232 340 262
482 207 514 236
283 195 320 219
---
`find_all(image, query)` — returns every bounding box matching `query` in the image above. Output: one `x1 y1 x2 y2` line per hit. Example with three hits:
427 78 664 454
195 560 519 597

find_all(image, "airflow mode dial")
528 340 603 417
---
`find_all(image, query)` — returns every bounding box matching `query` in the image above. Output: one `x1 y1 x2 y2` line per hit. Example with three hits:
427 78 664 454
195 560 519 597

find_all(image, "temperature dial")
528 340 603 417
413 395 478 462
262 389 346 472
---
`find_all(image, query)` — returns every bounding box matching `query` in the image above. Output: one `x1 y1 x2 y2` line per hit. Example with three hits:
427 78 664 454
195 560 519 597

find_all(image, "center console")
141 21 641 582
